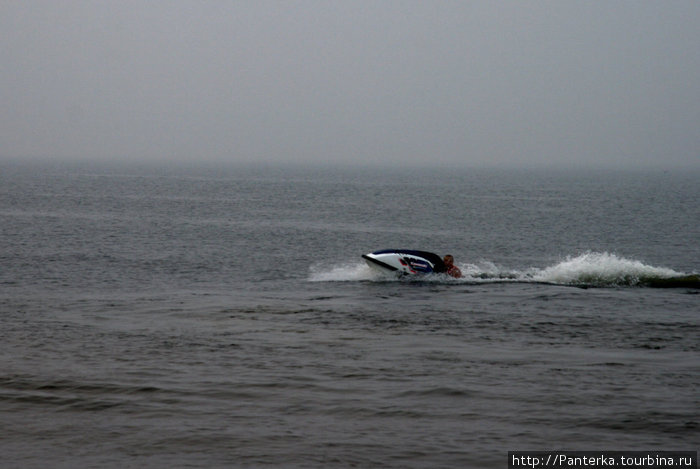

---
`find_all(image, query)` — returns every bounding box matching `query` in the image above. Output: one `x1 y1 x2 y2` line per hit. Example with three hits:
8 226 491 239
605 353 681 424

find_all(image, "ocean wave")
309 252 699 288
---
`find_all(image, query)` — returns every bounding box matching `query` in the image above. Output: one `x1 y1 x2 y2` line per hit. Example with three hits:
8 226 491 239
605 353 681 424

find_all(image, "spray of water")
308 262 378 282
530 251 680 286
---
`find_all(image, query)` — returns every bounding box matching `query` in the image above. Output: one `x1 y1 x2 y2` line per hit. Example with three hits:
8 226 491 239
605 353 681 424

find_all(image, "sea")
1 161 698 469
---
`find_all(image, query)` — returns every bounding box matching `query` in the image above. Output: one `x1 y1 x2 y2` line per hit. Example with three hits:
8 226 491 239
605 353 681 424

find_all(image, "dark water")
1 162 698 468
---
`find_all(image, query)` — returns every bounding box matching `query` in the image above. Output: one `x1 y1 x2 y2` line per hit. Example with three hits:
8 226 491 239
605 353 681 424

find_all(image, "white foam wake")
530 252 681 286
308 262 378 282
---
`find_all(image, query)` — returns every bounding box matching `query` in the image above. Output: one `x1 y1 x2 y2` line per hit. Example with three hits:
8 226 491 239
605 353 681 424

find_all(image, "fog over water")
1 1 699 169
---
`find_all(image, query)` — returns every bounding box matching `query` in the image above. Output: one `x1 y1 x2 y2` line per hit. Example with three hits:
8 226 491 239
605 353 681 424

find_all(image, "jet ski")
362 249 447 276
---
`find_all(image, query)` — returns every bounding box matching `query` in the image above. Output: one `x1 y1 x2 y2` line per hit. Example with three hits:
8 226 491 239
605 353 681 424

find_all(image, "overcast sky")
1 1 699 169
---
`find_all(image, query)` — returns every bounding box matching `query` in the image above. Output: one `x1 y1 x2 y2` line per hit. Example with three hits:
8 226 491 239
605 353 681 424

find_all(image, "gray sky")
2 1 699 169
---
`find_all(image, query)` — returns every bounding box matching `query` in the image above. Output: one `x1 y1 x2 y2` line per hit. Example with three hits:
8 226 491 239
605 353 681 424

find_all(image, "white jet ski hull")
362 249 447 276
